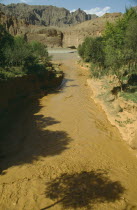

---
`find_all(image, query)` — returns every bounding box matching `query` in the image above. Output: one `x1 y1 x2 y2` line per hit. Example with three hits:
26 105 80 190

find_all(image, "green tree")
30 41 47 57
0 25 14 66
103 7 137 89
78 37 105 65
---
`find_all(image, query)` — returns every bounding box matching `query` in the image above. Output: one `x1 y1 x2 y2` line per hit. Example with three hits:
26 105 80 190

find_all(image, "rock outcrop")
0 11 29 36
27 26 63 47
0 3 97 27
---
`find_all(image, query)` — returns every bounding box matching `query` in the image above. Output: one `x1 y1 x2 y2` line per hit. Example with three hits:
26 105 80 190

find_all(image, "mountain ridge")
0 3 122 48
0 3 98 27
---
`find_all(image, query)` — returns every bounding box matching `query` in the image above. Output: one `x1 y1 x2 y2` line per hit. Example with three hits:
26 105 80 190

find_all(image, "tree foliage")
78 37 105 64
0 25 14 66
0 26 51 79
78 7 137 90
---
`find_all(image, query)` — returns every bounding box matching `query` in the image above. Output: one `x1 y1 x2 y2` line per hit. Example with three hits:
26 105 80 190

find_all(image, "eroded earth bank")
0 51 137 210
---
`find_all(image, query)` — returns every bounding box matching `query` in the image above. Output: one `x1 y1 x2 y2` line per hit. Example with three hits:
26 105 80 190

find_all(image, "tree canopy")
78 7 137 89
0 25 51 79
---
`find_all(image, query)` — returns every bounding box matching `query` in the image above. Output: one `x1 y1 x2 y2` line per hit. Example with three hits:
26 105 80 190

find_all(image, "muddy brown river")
0 51 137 210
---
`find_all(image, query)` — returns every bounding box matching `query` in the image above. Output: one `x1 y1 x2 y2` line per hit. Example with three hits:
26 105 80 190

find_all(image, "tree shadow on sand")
0 95 72 174
0 75 79 174
41 170 125 210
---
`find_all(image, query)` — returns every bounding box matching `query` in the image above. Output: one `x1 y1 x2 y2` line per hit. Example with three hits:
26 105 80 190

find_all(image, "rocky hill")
0 11 29 36
0 11 63 47
0 3 97 27
0 4 122 48
63 13 122 47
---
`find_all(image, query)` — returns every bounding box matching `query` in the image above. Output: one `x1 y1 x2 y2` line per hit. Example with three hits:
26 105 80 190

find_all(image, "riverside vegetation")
0 23 63 121
0 24 52 80
78 7 137 148
78 7 137 102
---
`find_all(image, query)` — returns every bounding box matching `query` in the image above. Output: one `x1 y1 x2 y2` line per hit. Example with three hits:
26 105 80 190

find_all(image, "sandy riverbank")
76 59 137 150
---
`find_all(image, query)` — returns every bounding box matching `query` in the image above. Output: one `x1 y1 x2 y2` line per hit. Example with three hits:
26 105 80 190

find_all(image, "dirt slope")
0 51 137 210
63 13 122 47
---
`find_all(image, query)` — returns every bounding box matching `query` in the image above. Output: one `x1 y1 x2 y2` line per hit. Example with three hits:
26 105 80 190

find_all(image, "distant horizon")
0 0 136 16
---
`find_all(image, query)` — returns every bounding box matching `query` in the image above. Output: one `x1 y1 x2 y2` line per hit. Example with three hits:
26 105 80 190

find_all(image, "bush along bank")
0 24 64 115
0 25 51 80
78 7 137 149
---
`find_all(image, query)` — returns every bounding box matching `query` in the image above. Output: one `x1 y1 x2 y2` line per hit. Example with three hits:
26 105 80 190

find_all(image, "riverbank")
87 78 137 149
78 61 137 150
0 65 63 115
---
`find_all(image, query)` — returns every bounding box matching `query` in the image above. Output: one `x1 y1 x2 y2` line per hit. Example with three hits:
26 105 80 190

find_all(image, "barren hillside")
0 3 97 27
0 7 122 48
63 13 122 47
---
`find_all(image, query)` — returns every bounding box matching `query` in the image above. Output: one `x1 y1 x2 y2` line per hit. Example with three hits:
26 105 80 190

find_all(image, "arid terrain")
0 51 137 210
0 4 122 48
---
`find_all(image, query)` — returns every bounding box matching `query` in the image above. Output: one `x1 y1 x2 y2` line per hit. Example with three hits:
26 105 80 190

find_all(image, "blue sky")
1 0 137 16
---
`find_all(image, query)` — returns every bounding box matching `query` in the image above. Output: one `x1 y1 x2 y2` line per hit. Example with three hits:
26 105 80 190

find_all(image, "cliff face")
0 3 97 27
0 11 29 36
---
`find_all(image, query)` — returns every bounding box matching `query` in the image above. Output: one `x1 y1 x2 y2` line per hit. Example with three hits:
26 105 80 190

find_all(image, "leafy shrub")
0 26 51 80
78 7 137 90
78 37 105 65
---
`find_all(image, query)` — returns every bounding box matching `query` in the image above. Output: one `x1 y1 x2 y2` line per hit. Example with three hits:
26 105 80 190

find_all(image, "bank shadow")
0 95 72 174
41 170 125 209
